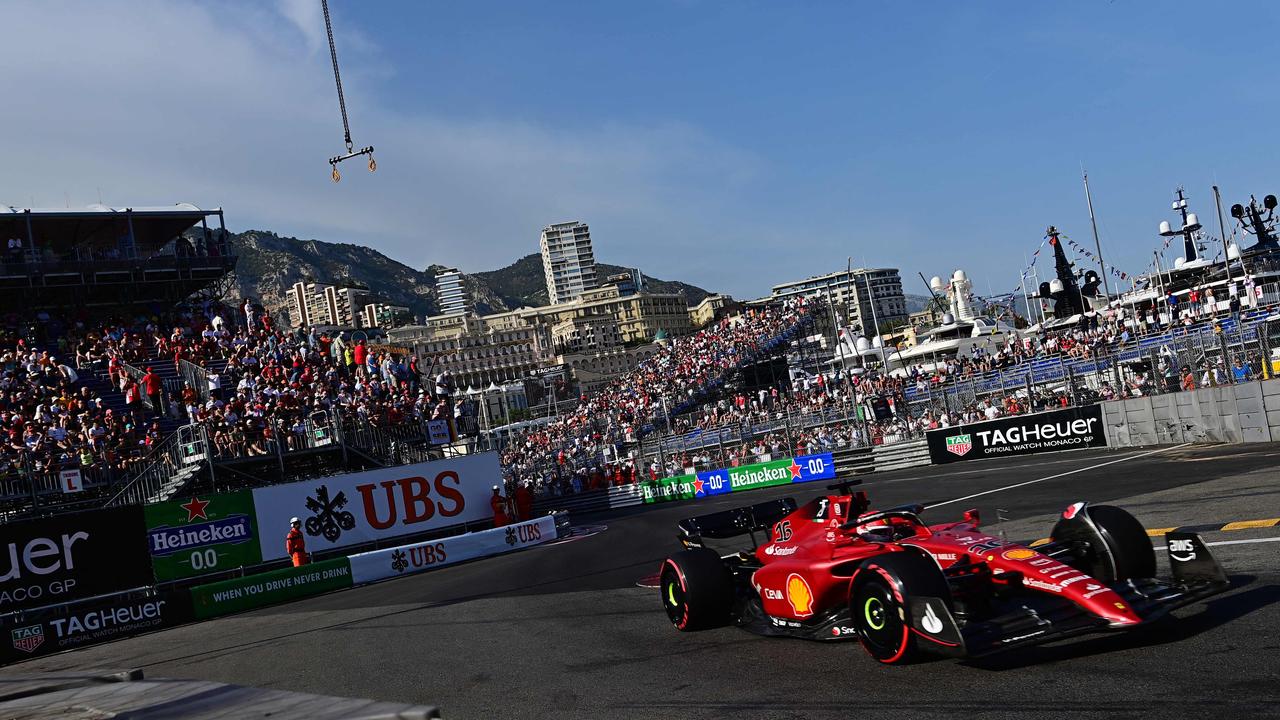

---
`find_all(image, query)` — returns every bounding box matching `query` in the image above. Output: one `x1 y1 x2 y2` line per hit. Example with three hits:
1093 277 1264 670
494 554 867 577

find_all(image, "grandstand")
0 204 457 520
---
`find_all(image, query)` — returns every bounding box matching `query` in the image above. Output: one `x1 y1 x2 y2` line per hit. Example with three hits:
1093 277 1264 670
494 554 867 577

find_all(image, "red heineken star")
692 478 705 496
789 461 802 479
181 496 211 521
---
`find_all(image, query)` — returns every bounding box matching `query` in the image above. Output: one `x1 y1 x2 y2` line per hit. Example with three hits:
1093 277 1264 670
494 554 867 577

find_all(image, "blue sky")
3 1 1279 301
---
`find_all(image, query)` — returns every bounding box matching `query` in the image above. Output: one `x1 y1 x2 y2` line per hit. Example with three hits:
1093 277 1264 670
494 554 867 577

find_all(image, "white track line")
1155 536 1280 551
926 443 1192 510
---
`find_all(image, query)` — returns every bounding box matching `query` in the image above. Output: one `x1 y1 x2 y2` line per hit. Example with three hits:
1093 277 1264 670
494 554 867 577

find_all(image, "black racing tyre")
1089 505 1156 581
659 548 733 631
850 551 950 664
850 572 915 664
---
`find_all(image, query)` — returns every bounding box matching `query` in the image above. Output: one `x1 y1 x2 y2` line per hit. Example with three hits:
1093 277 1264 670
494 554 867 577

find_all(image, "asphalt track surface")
8 443 1280 719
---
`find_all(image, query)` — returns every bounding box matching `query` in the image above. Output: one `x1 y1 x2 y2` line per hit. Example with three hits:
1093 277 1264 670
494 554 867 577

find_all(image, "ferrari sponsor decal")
1002 548 1037 561
966 538 1006 557
1168 538 1197 562
920 602 944 634
764 545 798 557
932 553 957 561
945 434 972 457
1022 578 1063 593
762 588 783 600
1083 587 1111 599
831 625 857 637
785 573 814 618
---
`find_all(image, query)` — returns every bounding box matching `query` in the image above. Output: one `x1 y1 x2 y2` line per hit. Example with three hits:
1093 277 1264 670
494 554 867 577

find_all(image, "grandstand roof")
0 203 223 256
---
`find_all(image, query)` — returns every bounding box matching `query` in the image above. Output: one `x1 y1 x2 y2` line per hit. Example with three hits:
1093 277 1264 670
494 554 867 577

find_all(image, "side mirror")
963 508 980 527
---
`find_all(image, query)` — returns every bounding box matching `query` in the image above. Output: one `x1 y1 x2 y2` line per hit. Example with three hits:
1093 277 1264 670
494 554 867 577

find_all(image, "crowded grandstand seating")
500 299 825 492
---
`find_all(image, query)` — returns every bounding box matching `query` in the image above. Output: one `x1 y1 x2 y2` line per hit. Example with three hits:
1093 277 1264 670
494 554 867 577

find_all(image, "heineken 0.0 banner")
189 557 353 619
144 490 263 582
641 454 836 504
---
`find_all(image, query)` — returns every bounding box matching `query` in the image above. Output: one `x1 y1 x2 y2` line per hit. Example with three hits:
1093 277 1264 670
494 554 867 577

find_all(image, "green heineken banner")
640 454 836 504
144 490 263 582
189 557 354 619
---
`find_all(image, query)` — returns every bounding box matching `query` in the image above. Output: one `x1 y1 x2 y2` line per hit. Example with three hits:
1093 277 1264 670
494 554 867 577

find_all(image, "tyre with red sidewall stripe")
660 548 733 631
850 549 951 665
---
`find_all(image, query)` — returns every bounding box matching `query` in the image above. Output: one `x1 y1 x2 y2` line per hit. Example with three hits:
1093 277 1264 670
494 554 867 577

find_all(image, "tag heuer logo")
11 625 44 653
946 434 973 456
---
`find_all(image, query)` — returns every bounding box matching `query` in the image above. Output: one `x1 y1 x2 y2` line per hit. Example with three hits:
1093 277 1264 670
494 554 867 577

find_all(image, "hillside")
218 230 714 324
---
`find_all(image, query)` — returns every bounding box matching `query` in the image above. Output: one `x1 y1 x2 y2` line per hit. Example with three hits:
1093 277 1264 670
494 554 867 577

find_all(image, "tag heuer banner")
926 405 1107 465
144 490 263 582
251 453 499 561
0 506 153 614
0 589 193 665
640 453 836 504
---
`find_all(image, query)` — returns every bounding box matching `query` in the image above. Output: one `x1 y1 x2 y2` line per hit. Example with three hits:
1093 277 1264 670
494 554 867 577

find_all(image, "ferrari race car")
658 481 1230 664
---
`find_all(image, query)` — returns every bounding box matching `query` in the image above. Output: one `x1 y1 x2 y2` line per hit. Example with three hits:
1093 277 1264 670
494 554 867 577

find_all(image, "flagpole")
1082 170 1111 298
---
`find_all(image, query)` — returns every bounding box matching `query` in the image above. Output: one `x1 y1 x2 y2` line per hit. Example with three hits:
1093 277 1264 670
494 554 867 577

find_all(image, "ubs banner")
252 453 500 561
0 506 153 614
926 405 1107 465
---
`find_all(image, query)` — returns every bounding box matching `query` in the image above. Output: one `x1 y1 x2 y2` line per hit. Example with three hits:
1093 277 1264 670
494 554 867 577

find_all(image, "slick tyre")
660 549 733 631
851 551 952 665
1089 505 1157 581
850 573 916 664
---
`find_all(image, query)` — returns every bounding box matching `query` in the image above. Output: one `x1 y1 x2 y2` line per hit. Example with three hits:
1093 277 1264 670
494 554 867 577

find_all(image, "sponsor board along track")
4 443 1280 720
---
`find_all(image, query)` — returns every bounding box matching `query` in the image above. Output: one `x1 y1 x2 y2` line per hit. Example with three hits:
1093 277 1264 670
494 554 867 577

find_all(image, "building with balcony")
287 281 371 328
540 221 598 304
770 267 908 335
434 267 471 316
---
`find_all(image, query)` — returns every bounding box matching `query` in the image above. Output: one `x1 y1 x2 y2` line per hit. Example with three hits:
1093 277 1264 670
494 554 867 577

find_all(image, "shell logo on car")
1002 548 1037 561
786 573 814 617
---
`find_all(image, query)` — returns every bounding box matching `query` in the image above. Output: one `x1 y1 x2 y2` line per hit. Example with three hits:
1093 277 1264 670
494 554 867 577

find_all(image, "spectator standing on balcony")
286 517 309 566
243 299 255 330
143 367 163 416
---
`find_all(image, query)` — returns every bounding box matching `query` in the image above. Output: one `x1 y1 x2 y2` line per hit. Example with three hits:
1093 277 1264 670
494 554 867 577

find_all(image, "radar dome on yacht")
1174 257 1186 269
1184 213 1201 231
1158 220 1173 235
942 312 955 325
1049 279 1064 294
872 336 883 348
952 269 967 282
855 337 870 352
1227 243 1242 260
929 276 943 291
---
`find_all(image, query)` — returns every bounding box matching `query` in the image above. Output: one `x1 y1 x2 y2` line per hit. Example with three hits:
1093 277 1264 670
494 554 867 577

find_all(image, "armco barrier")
189 557 354 619
871 439 931 471
348 515 557 584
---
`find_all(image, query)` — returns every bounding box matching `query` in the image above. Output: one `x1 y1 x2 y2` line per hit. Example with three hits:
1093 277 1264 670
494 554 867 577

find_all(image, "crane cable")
322 0 375 182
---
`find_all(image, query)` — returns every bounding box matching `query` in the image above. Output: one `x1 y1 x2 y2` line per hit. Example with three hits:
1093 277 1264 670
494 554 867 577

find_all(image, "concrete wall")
1101 378 1280 447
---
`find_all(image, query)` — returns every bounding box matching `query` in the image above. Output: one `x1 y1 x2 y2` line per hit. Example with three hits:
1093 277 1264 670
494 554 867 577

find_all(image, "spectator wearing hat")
286 517 309 567
490 485 510 528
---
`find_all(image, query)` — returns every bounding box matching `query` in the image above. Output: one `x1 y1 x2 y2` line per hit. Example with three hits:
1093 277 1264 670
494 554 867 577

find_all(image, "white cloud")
1 1 764 293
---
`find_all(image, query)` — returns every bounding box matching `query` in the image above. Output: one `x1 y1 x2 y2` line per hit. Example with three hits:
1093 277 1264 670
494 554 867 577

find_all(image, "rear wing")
678 497 797 548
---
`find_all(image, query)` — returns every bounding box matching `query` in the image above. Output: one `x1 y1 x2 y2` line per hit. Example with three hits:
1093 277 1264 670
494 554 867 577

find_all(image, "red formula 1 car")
658 480 1230 663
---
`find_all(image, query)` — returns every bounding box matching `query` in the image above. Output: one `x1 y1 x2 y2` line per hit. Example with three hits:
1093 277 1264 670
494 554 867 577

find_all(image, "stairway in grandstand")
641 305 824 439
78 358 183 436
